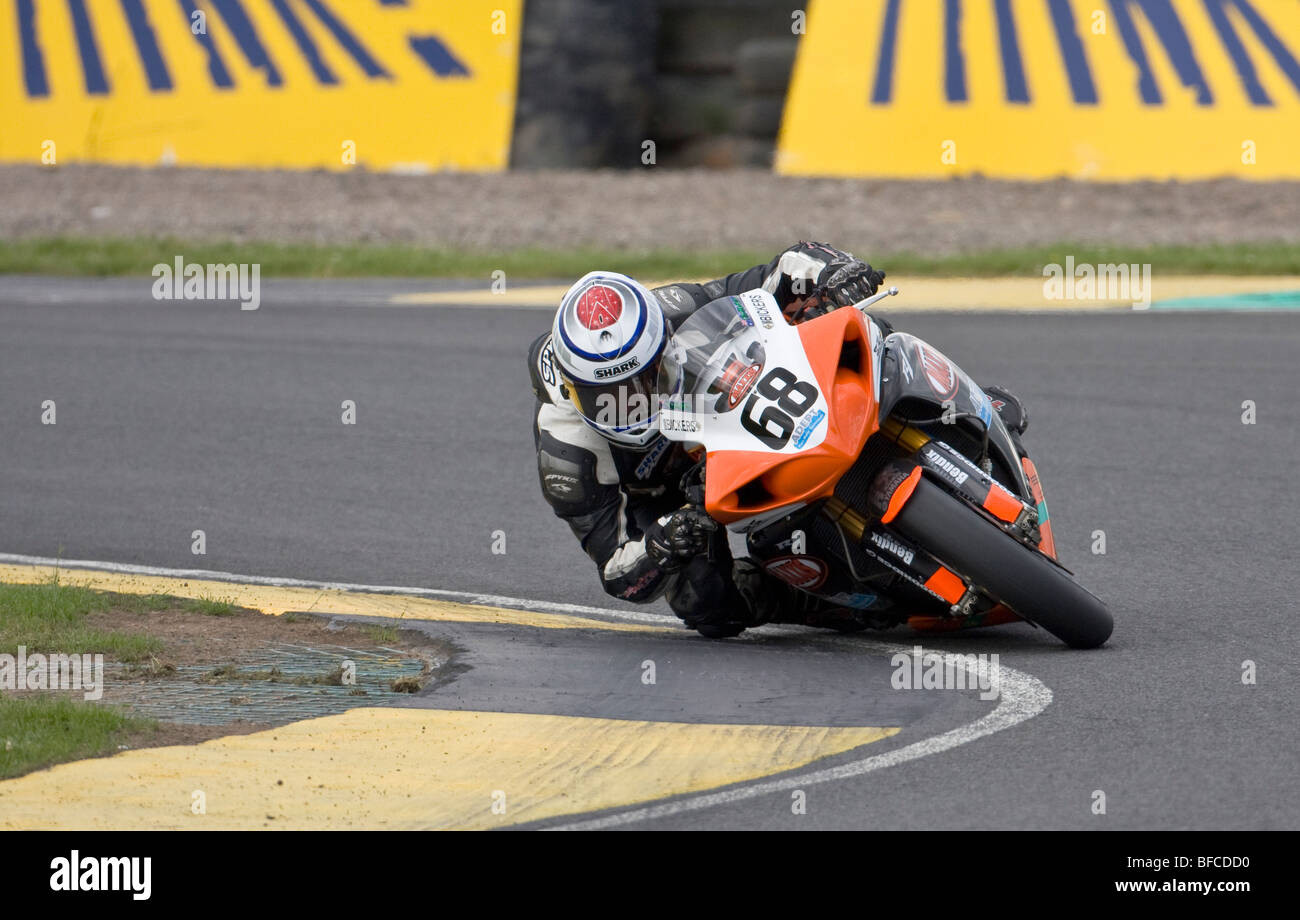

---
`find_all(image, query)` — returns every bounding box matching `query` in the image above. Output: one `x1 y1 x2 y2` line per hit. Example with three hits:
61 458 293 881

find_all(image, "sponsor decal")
792 408 827 449
660 414 700 433
869 465 912 517
743 291 776 330
730 296 755 326
543 473 578 496
575 284 624 330
968 387 995 428
634 436 670 480
764 554 829 590
657 286 692 308
619 568 662 599
868 319 885 362
826 591 879 610
916 343 959 401
924 447 970 486
539 341 556 385
869 531 915 566
729 364 762 407
594 356 640 379
898 347 914 383
717 358 762 409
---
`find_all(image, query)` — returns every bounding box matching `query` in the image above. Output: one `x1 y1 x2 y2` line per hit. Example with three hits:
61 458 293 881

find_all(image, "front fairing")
877 332 1031 499
657 290 878 527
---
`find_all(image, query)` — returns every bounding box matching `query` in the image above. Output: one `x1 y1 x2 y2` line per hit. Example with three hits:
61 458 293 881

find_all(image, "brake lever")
852 286 899 313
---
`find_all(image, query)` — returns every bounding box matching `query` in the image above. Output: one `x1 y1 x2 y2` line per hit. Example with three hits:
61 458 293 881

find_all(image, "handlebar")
852 286 899 313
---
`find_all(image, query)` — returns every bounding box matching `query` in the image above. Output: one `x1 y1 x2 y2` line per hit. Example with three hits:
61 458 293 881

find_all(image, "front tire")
890 477 1114 649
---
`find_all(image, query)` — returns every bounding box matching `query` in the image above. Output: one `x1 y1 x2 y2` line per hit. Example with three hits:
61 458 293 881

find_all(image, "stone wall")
512 0 799 169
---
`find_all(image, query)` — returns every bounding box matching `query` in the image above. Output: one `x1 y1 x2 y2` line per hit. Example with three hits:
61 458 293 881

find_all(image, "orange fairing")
1020 456 1058 560
909 603 1021 632
922 566 966 605
982 482 1025 524
880 466 922 525
705 309 878 524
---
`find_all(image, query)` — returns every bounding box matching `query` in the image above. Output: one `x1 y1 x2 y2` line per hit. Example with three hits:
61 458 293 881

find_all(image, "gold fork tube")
822 496 868 542
821 417 931 536
878 416 932 453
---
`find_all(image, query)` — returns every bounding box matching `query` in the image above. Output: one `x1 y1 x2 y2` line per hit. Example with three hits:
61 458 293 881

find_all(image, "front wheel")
890 477 1114 649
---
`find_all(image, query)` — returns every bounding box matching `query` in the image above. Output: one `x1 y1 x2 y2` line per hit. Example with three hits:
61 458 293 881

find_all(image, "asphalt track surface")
1 276 1297 830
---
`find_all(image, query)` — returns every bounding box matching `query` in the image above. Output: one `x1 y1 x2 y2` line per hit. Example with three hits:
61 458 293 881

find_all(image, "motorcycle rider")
528 242 1028 638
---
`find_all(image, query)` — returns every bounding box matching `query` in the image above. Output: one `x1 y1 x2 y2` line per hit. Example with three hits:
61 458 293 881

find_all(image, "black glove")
644 506 718 570
771 242 886 320
816 253 886 308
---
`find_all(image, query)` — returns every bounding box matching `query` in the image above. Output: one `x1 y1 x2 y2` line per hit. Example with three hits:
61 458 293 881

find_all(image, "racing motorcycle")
656 287 1113 648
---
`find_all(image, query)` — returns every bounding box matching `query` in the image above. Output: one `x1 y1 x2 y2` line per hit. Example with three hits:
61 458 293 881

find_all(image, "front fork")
820 416 1054 621
876 417 1043 549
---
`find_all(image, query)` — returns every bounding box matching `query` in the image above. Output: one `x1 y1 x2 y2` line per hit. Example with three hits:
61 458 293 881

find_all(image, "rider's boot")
732 559 816 628
732 560 877 632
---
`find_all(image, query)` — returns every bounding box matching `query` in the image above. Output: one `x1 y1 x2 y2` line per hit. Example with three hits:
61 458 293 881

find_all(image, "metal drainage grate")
96 643 434 726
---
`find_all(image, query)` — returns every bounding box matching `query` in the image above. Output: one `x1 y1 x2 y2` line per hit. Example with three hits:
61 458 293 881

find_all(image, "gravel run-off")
3 165 1298 255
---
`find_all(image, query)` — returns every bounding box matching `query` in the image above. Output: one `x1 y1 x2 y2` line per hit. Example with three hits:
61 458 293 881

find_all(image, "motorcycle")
656 287 1113 648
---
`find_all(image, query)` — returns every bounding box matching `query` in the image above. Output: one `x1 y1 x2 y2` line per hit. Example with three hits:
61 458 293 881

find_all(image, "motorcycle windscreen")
657 290 830 454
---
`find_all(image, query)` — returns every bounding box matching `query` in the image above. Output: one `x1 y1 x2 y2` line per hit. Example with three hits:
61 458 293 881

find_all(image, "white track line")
548 633 1052 830
1 552 1052 829
0 553 676 626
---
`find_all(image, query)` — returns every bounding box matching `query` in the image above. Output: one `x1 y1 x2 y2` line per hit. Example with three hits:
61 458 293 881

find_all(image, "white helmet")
551 271 667 449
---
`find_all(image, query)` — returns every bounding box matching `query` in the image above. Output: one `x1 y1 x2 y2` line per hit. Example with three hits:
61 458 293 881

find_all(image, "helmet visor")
562 355 662 436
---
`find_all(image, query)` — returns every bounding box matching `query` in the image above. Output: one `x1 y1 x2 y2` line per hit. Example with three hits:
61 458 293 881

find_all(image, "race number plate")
659 290 830 454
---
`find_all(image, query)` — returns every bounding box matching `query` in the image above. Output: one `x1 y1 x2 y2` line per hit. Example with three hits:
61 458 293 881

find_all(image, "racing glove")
818 254 886 308
644 506 718 570
767 242 886 308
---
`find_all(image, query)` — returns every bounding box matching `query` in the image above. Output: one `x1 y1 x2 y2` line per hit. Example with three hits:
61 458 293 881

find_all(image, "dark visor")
563 357 662 433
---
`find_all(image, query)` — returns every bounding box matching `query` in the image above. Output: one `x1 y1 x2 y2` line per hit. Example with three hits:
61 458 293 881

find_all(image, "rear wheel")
890 477 1113 648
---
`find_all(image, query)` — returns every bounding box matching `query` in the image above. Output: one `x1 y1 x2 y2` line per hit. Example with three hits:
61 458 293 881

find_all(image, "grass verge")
0 575 163 778
0 696 156 781
2 237 1299 279
0 578 163 662
0 574 441 779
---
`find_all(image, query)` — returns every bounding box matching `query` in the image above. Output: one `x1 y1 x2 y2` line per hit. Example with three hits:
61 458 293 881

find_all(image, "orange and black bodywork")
1019 455 1058 560
704 306 879 524
701 307 1058 631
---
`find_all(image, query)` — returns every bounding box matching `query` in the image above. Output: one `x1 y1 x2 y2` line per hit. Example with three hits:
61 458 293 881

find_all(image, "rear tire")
891 477 1113 649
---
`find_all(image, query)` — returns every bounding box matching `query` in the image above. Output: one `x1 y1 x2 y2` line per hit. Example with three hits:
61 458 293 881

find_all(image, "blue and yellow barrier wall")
6 1 1300 178
778 0 1300 179
1 0 521 170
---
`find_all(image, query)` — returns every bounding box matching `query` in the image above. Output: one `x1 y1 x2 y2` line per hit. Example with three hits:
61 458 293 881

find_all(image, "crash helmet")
550 271 666 449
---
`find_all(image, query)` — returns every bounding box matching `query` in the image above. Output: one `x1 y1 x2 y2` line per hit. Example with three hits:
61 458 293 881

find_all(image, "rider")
527 242 1027 638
